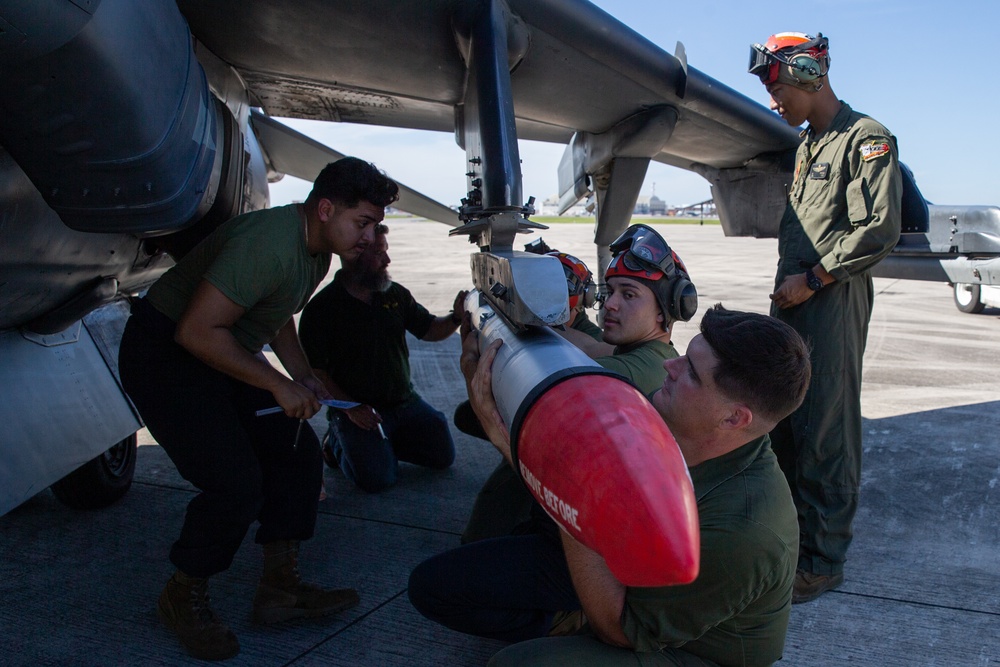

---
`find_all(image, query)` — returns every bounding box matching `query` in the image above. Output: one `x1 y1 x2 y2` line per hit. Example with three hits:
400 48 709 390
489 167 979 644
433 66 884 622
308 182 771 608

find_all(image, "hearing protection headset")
605 225 698 324
749 32 830 90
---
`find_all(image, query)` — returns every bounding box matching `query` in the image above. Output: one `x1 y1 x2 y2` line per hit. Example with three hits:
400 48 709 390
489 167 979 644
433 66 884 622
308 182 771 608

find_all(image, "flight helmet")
748 32 830 90
605 224 698 327
547 251 596 310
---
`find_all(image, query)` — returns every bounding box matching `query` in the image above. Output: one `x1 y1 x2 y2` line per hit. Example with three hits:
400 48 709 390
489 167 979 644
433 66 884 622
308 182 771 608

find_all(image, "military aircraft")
873 204 1000 314
0 0 932 517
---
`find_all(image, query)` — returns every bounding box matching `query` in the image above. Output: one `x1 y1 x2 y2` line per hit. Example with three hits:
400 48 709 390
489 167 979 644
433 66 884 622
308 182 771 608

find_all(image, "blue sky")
269 0 999 210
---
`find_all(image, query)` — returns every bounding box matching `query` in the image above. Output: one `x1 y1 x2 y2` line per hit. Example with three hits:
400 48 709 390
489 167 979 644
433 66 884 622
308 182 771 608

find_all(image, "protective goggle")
608 224 676 276
748 44 779 83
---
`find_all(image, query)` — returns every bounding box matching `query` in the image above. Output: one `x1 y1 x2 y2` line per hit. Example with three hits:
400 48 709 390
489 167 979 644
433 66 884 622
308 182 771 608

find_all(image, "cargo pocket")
846 178 871 227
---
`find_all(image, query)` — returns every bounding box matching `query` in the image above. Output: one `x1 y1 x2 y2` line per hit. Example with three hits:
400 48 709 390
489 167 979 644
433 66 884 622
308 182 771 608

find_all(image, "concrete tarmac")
1 220 998 665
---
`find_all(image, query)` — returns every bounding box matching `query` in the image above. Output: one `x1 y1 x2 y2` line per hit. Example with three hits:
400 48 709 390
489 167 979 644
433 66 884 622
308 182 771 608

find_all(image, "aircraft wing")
250 111 461 226
178 0 801 238
180 0 796 161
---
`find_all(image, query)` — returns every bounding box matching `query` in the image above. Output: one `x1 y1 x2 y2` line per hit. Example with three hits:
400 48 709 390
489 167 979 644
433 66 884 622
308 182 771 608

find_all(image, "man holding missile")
458 227 697 544
409 303 809 666
553 225 698 387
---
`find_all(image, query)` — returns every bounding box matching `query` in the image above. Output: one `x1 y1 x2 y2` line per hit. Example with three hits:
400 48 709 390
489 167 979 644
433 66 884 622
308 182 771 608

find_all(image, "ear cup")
581 281 597 309
786 53 823 82
668 277 699 322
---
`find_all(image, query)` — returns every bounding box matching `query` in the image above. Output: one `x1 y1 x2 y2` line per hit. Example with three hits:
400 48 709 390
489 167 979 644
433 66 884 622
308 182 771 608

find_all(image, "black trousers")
119 299 322 578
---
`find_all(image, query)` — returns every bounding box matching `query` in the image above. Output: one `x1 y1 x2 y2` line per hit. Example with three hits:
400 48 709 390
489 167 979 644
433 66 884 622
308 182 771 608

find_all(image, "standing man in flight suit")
748 31 902 602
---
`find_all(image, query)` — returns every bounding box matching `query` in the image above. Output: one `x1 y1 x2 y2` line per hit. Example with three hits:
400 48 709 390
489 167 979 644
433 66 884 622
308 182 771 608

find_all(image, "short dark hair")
374 223 389 237
700 304 811 423
306 157 399 209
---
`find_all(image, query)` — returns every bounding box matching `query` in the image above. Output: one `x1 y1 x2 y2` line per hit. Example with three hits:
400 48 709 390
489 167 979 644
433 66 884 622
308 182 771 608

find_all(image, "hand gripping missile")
467 291 700 587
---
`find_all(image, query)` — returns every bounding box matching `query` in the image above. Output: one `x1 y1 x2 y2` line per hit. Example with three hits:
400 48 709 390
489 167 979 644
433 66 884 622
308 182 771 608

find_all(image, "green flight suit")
769 102 901 575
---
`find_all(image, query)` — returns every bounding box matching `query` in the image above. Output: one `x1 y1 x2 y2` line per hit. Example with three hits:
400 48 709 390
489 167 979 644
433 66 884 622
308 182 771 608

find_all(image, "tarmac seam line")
838 589 1000 617
282 589 409 666
316 507 463 537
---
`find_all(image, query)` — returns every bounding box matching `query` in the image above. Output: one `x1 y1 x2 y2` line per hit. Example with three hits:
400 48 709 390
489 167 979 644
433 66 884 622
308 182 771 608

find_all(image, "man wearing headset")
458 228 697 544
749 32 902 602
548 250 605 341
409 303 809 666
554 234 697 388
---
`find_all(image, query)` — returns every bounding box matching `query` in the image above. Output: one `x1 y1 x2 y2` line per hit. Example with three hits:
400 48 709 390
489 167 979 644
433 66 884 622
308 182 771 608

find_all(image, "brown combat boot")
791 569 844 604
157 571 240 661
252 540 360 624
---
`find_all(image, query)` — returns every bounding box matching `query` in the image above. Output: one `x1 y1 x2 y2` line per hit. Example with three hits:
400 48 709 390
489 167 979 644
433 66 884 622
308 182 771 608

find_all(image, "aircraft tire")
953 283 986 314
50 433 137 510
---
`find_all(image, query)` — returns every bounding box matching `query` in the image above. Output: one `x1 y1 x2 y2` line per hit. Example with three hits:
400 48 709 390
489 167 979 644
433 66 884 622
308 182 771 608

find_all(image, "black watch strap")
805 268 823 291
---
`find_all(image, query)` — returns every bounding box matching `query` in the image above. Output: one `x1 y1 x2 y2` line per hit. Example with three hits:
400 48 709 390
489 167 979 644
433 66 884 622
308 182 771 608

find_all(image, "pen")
256 398 362 418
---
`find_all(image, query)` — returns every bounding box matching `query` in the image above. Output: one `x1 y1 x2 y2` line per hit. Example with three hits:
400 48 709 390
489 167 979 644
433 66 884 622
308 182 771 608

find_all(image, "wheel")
50 433 137 509
953 283 985 314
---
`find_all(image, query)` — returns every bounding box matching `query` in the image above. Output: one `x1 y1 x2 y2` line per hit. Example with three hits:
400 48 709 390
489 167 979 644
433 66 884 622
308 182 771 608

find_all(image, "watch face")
806 271 823 291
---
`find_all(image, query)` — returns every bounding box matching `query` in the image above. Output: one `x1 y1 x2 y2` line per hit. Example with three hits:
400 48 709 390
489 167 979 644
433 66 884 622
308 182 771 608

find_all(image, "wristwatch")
804 268 824 292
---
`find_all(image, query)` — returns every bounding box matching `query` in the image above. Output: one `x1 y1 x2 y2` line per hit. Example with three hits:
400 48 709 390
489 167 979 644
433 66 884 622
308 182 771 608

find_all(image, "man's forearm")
422 315 461 342
557 325 614 358
269 319 315 382
559 529 631 648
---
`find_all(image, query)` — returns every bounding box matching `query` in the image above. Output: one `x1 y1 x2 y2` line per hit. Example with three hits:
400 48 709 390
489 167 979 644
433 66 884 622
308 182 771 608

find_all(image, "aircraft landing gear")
50 433 137 509
953 283 986 314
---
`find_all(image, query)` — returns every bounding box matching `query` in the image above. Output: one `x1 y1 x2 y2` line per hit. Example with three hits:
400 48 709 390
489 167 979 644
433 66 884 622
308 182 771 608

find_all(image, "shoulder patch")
859 140 891 162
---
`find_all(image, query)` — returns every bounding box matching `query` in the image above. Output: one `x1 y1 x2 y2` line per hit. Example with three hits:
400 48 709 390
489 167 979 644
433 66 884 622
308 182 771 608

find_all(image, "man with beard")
299 223 468 492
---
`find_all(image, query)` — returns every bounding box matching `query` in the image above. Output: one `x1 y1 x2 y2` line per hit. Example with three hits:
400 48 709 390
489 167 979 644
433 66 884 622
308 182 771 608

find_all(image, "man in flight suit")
748 31 902 602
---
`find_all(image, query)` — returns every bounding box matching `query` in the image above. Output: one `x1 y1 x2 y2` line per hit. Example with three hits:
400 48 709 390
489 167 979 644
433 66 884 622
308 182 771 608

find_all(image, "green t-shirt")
598 338 676 396
570 311 604 341
621 435 798 666
146 204 331 353
298 273 435 408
